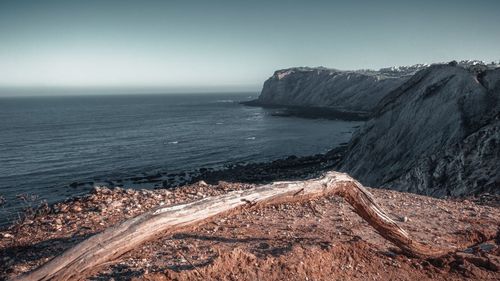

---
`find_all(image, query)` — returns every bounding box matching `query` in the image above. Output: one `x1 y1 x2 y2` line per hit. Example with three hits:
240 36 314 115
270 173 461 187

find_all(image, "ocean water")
0 93 361 225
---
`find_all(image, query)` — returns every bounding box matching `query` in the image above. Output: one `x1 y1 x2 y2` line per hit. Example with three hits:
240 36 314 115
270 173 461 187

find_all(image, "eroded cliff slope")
248 65 427 115
340 64 500 196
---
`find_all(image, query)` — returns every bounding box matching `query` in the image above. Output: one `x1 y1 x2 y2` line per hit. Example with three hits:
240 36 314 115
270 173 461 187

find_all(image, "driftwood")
13 171 449 281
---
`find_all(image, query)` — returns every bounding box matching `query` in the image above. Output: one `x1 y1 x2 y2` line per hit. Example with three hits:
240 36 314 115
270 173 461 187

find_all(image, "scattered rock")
0 233 13 238
1 180 499 280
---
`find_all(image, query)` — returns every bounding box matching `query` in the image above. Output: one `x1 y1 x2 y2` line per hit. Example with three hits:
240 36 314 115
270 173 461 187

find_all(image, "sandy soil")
0 181 499 281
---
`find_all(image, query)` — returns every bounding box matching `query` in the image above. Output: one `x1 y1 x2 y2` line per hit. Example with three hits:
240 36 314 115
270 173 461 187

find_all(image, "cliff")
246 61 499 196
245 65 427 118
340 63 500 196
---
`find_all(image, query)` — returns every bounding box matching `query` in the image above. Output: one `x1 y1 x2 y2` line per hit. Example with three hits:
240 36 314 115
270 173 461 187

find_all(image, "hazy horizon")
0 86 260 98
1 0 499 95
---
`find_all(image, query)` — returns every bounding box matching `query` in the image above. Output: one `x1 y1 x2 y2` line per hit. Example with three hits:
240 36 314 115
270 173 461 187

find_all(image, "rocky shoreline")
63 146 347 192
241 100 371 121
0 146 347 228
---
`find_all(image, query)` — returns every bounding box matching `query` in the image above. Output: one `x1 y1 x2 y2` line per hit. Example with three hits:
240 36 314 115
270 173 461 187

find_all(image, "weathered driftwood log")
13 171 449 281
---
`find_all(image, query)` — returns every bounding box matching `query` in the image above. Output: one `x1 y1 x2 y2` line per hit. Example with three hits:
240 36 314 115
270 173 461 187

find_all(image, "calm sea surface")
0 93 361 225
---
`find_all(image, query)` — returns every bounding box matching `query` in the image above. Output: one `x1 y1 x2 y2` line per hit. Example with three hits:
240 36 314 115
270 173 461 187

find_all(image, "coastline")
2 62 498 278
0 93 362 228
0 145 347 229
118 145 345 189
240 100 371 121
2 98 499 280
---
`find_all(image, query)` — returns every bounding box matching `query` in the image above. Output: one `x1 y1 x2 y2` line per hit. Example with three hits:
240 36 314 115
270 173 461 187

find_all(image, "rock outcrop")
340 63 500 196
245 65 427 118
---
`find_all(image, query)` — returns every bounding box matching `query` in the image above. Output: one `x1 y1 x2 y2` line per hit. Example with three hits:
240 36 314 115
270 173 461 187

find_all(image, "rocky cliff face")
249 61 499 196
251 65 427 115
340 64 500 196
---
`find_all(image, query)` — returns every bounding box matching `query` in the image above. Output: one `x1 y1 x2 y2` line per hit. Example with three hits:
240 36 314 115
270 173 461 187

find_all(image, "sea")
0 93 361 226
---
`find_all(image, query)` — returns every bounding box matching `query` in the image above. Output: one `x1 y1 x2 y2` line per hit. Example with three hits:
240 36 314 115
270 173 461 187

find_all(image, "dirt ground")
1 181 499 281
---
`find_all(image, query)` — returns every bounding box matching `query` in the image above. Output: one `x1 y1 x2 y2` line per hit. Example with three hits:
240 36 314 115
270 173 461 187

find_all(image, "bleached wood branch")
13 171 447 281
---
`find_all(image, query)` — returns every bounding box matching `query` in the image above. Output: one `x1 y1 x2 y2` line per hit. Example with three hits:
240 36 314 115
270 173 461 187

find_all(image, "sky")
0 0 499 94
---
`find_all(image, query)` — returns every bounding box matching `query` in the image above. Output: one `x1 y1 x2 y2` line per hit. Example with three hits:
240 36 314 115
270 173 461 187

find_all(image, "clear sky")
0 0 499 93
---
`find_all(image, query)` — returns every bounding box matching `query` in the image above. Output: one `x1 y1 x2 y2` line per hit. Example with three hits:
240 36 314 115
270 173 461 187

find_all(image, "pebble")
58 205 68 213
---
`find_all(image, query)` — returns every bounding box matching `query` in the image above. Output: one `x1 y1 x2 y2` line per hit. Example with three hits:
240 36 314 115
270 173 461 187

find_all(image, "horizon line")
0 87 261 98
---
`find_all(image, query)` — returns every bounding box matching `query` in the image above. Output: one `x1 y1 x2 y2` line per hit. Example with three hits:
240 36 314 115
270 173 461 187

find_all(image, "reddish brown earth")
0 181 499 281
